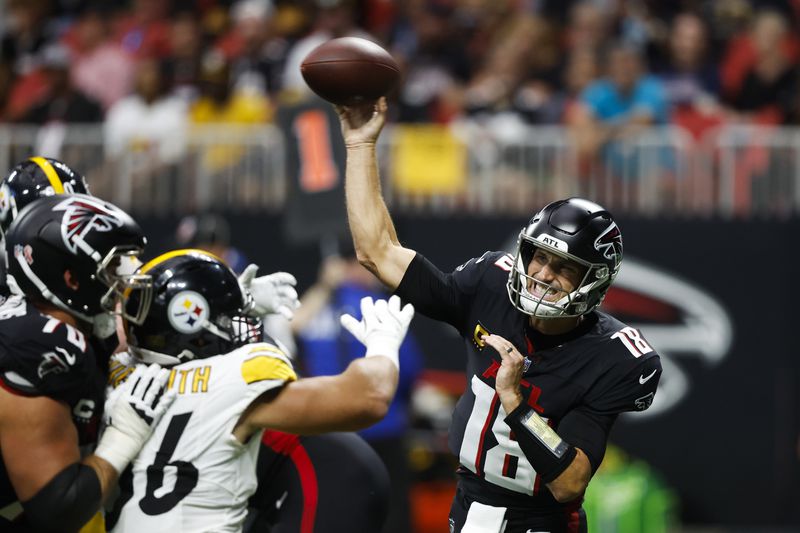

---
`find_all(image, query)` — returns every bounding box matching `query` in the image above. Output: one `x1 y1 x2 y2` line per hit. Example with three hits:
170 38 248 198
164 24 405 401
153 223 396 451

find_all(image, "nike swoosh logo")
639 369 657 384
275 491 288 510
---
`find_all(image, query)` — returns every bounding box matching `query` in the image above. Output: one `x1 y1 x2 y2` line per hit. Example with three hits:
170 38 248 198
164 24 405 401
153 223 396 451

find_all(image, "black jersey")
395 252 662 514
0 296 108 507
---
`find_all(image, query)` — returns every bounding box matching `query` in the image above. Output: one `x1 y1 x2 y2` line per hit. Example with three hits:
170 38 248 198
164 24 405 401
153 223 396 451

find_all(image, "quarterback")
337 98 662 532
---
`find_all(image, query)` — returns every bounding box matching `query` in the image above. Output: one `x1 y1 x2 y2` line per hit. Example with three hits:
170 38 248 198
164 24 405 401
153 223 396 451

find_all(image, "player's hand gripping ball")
301 37 400 105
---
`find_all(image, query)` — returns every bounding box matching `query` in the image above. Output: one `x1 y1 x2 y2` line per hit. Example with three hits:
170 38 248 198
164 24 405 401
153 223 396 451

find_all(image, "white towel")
461 501 507 533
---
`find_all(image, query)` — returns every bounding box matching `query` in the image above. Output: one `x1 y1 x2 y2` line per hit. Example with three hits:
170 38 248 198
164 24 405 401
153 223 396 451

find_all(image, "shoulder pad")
452 250 512 291
239 343 296 385
455 251 512 274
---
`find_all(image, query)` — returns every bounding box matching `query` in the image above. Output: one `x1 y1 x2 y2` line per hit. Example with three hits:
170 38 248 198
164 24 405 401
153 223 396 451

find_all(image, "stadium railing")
0 122 798 218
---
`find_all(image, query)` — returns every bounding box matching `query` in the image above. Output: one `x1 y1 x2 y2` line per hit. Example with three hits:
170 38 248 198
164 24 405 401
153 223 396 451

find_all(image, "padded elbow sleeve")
21 463 101 533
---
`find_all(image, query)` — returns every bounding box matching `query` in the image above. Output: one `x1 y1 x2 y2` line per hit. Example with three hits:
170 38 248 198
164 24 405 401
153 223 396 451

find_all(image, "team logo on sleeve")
168 291 209 333
634 392 655 411
53 197 125 254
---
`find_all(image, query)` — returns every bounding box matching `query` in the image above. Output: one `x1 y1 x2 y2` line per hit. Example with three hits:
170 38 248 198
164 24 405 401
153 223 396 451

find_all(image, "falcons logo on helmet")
594 222 623 261
53 197 124 254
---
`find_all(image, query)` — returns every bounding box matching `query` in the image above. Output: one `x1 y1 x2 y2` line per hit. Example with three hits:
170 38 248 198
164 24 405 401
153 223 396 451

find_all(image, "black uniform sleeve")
394 252 492 332
585 354 662 415
0 327 95 406
556 408 617 472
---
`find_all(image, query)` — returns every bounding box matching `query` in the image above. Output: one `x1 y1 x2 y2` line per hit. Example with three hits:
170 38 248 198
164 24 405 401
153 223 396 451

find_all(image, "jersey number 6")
139 412 199 515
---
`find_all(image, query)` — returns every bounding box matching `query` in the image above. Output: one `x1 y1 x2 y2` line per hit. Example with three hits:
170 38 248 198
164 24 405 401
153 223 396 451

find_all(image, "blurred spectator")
190 51 271 175
656 13 723 138
112 0 172 58
1 0 54 77
69 6 136 110
163 11 205 103
569 43 669 159
563 1 613 54
291 251 423 533
104 58 187 164
0 0 58 120
657 13 719 110
175 213 249 273
719 6 798 104
20 44 103 124
190 51 271 124
463 14 557 123
391 1 471 122
552 47 600 123
221 0 287 98
281 0 374 98
727 10 797 124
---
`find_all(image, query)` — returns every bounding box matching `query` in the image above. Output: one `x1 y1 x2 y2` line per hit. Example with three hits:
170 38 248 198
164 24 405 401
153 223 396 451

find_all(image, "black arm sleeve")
21 463 102 533
556 407 617 473
504 404 578 484
394 253 471 331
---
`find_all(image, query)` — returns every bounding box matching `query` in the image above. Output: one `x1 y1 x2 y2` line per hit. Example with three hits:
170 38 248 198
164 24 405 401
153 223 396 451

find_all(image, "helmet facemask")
99 246 153 325
507 233 612 318
128 306 262 367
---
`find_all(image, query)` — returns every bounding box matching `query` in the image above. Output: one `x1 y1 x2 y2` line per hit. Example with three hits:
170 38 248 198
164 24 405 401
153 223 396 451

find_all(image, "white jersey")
109 342 296 533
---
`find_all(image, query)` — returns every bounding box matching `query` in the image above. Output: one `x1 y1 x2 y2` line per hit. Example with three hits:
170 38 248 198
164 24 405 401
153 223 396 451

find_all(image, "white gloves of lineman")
95 364 175 474
239 264 300 320
340 296 414 369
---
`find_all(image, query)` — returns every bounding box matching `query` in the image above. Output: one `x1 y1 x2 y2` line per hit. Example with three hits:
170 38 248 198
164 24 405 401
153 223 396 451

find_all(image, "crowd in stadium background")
2 0 800 133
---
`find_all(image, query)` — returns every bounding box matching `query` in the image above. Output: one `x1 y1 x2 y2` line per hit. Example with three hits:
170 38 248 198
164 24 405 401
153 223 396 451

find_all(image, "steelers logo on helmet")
168 290 210 333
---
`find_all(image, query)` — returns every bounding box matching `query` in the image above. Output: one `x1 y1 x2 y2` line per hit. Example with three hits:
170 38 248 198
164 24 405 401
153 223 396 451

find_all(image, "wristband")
364 338 400 369
93 425 141 474
504 403 577 484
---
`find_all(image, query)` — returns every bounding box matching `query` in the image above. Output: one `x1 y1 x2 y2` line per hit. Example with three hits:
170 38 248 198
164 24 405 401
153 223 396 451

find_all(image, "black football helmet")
507 197 623 318
125 249 261 366
0 157 90 236
5 194 151 329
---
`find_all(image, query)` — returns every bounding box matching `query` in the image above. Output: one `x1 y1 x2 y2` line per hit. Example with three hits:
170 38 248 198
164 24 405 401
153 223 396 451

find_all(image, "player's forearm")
337 356 398 428
247 357 398 436
545 448 591 503
504 404 589 502
302 357 398 434
82 454 120 501
345 144 400 273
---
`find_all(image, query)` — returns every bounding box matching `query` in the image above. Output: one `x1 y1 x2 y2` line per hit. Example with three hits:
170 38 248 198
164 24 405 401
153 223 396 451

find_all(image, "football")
300 37 400 106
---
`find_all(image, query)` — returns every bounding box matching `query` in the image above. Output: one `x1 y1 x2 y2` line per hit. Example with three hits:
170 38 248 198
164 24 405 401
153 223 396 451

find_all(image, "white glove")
239 264 300 320
340 295 414 368
94 363 175 474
